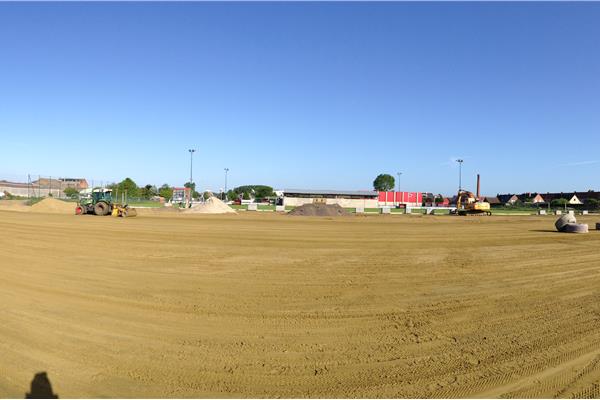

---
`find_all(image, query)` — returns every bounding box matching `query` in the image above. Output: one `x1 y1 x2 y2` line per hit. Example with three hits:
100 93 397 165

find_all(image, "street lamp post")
396 172 402 206
188 149 196 184
456 159 464 191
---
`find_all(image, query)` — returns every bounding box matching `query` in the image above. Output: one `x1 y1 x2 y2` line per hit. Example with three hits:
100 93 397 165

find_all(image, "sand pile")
288 203 350 217
185 196 236 214
31 198 75 214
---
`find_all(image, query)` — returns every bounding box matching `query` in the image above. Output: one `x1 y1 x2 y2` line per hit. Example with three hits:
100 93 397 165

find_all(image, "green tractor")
75 188 137 217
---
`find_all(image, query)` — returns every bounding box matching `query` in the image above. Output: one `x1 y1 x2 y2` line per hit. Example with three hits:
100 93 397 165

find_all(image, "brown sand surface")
0 199 30 212
135 206 182 216
288 203 350 217
2 211 600 398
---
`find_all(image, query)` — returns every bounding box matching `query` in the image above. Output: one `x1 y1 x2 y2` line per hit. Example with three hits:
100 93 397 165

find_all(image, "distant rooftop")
281 189 378 196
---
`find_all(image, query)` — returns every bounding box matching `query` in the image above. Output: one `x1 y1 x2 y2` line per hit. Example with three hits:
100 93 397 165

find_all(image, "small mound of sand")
185 197 237 214
288 203 350 217
31 198 75 214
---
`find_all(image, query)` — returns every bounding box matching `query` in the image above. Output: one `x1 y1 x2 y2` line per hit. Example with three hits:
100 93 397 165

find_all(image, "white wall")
0 185 64 198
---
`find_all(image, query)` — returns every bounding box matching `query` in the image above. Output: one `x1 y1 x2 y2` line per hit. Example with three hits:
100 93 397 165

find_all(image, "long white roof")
281 189 378 196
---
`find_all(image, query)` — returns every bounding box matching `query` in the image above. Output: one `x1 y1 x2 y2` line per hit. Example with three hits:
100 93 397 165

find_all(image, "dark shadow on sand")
25 372 58 399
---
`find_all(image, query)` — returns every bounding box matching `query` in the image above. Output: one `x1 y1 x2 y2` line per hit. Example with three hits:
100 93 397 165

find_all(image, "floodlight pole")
188 149 196 184
397 172 402 192
457 159 464 191
224 168 229 194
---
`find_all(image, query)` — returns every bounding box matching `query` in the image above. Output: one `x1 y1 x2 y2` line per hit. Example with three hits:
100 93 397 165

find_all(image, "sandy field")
2 209 600 398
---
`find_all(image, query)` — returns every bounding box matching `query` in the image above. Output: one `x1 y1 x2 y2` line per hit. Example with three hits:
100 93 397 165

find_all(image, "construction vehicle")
75 188 137 217
452 174 492 216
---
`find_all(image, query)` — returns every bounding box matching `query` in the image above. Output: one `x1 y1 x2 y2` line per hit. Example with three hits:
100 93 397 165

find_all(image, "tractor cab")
92 188 112 203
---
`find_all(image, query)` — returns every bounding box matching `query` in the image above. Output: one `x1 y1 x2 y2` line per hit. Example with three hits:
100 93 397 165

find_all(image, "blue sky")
1 2 599 195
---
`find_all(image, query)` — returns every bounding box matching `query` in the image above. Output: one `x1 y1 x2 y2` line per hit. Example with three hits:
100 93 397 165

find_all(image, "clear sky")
1 2 599 195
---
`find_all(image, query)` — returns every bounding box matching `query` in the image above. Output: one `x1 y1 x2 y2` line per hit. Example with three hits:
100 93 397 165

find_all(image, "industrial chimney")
476 174 481 200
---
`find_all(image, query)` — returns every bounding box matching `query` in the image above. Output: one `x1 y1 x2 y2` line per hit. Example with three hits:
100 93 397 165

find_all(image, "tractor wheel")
94 202 108 216
75 206 84 215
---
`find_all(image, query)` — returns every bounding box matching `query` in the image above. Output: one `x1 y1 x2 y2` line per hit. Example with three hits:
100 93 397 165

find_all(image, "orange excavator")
453 174 491 216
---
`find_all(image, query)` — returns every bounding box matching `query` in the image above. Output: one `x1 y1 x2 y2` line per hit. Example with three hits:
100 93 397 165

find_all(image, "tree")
373 174 395 192
230 185 275 200
226 190 237 201
584 198 599 210
63 187 79 198
551 198 568 207
113 178 140 199
139 184 158 199
158 184 173 200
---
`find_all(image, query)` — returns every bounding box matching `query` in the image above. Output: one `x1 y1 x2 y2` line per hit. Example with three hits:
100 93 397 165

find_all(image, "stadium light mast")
188 149 196 184
224 168 229 198
456 159 464 191
397 172 402 192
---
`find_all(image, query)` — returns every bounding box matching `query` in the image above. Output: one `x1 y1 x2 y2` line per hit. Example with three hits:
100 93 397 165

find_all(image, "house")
497 194 520 205
59 178 89 190
481 196 501 206
573 191 600 204
515 192 546 205
531 193 545 204
33 177 88 190
568 194 583 205
543 192 588 205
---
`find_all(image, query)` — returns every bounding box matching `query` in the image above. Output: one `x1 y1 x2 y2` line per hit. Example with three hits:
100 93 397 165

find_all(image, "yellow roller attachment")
123 207 137 217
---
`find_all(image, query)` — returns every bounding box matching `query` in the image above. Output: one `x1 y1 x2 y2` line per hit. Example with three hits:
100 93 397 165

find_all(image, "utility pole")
456 159 464 191
188 149 196 184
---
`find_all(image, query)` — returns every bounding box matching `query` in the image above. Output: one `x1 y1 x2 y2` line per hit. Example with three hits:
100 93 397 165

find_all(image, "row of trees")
225 185 275 201
64 178 276 202
107 178 174 200
63 178 173 200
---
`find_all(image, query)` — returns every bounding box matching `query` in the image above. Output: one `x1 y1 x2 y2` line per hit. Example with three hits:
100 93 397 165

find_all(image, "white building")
279 189 379 208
